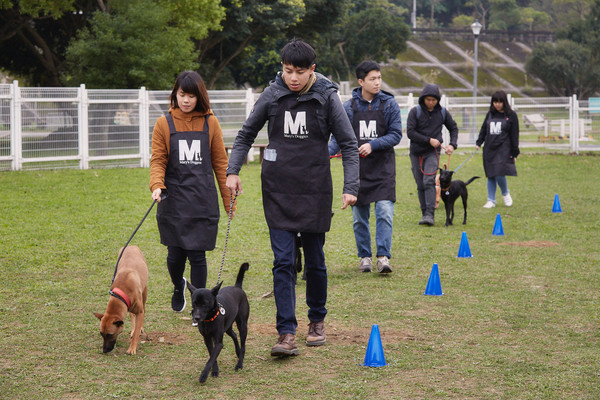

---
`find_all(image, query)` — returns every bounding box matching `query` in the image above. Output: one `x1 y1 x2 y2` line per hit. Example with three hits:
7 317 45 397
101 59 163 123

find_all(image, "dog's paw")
126 348 137 355
235 364 243 372
199 373 209 384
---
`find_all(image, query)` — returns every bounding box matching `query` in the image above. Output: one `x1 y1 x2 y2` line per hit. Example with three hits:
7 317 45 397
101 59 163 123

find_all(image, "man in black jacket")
226 39 359 357
406 84 458 226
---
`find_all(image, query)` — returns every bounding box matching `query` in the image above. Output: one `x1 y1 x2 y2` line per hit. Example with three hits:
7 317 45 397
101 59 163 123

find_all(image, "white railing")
1 81 598 171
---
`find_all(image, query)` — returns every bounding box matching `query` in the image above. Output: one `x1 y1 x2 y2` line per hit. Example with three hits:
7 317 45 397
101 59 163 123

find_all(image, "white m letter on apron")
359 120 377 139
284 111 306 135
179 140 201 161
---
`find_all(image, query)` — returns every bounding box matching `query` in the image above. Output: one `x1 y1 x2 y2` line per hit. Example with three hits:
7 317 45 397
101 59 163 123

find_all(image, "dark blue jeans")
269 229 327 335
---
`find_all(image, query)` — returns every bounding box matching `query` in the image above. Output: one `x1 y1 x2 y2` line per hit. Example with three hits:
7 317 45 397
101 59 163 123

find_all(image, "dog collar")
109 287 131 309
204 303 225 322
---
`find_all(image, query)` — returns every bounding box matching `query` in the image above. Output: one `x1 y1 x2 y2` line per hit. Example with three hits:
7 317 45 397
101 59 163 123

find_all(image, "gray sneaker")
418 215 434 226
376 256 392 273
358 257 372 272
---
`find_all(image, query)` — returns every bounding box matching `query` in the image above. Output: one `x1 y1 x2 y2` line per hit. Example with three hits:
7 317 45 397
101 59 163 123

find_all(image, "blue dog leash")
452 148 479 173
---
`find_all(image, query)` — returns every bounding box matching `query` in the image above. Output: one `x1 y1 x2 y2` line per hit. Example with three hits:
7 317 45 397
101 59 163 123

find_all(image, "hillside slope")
381 39 547 98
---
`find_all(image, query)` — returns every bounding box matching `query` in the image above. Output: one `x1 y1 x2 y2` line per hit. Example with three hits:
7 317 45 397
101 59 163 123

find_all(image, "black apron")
352 100 396 206
261 95 333 233
156 114 220 250
482 113 517 177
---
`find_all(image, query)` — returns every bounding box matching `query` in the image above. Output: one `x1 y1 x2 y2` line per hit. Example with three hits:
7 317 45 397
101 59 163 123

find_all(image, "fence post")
245 88 253 117
12 80 22 171
139 86 149 168
79 84 89 169
570 94 579 154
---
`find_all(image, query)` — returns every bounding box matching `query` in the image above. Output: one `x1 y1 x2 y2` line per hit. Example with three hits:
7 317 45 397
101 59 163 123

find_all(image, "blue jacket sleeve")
370 99 402 152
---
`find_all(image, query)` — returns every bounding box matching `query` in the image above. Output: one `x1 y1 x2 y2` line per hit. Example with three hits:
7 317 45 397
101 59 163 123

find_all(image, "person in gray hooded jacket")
406 84 458 225
226 39 359 358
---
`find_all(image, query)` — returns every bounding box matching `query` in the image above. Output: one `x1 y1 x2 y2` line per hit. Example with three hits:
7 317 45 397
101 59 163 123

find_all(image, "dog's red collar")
109 287 131 309
204 303 225 322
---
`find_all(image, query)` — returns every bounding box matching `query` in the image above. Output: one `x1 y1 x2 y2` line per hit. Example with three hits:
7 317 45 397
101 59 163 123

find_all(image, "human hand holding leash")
358 143 372 157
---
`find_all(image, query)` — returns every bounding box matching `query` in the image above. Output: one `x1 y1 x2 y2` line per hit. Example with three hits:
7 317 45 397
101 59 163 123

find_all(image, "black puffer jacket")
406 84 458 155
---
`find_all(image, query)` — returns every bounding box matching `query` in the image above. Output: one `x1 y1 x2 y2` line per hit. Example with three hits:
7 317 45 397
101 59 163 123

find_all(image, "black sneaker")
171 277 186 312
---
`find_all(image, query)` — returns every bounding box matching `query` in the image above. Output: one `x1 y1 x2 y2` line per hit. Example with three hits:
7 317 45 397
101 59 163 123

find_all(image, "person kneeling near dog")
407 84 458 226
226 39 359 357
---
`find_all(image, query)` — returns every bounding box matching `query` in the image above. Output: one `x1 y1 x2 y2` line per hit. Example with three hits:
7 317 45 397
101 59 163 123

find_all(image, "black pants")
167 246 207 289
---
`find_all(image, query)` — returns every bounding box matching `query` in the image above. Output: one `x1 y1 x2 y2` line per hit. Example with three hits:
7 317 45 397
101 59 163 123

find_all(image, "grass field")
1 152 599 399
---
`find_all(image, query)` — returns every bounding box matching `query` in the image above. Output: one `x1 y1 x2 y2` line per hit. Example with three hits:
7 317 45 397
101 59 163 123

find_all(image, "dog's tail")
235 262 250 288
465 176 480 186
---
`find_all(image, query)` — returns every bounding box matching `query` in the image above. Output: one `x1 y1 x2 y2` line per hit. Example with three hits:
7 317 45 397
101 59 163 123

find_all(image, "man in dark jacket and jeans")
407 84 458 225
226 39 359 358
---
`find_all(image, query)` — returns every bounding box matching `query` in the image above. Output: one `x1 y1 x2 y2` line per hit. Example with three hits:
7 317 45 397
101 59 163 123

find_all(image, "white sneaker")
503 193 513 207
483 201 496 208
376 256 392 274
358 257 372 272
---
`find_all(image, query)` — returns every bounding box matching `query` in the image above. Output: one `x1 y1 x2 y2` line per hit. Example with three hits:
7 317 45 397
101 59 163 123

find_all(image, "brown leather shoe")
270 333 299 357
306 320 326 346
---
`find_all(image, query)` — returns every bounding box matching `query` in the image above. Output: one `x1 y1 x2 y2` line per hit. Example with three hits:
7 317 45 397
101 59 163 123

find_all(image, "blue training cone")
457 231 472 258
492 213 504 236
552 194 562 213
424 263 443 296
362 324 387 367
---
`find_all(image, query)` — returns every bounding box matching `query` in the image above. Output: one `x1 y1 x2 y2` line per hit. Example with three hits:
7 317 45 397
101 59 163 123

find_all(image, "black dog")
187 263 250 384
438 167 480 227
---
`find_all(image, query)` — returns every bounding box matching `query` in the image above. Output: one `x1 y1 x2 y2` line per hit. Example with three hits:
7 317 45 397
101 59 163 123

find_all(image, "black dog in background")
438 167 480 227
187 263 250 383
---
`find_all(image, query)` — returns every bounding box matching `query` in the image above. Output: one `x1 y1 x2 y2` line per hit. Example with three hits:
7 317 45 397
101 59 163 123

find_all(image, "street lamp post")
471 20 482 142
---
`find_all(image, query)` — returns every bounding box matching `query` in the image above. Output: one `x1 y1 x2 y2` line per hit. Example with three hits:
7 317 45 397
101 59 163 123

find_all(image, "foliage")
197 0 307 88
63 0 223 89
525 40 600 98
311 0 410 82
0 0 91 86
527 0 600 98
451 14 475 28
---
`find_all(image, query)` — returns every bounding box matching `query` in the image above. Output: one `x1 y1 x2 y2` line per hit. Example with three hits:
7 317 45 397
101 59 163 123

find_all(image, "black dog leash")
111 190 167 284
216 192 238 286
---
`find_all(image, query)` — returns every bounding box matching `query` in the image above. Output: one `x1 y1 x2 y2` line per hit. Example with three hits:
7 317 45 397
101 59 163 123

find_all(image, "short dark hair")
170 71 210 113
280 39 316 69
489 90 512 115
355 60 380 81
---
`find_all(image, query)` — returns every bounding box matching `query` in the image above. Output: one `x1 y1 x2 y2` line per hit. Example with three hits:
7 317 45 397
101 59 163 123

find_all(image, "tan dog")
94 245 148 355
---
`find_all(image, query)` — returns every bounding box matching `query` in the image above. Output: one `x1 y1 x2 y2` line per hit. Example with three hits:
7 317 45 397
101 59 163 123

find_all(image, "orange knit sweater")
149 107 235 214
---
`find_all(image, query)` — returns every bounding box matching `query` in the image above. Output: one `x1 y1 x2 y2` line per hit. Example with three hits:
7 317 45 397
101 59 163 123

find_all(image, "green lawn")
1 152 599 399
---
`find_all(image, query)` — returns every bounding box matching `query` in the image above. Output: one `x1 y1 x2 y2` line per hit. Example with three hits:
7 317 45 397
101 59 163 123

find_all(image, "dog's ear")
114 320 124 327
186 280 197 294
94 312 104 320
211 281 223 296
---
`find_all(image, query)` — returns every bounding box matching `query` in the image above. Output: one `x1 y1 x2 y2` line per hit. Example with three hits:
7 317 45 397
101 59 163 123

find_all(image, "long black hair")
489 90 512 115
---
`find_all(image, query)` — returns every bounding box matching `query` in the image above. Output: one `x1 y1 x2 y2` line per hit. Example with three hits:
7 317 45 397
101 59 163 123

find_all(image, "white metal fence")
1 81 598 171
